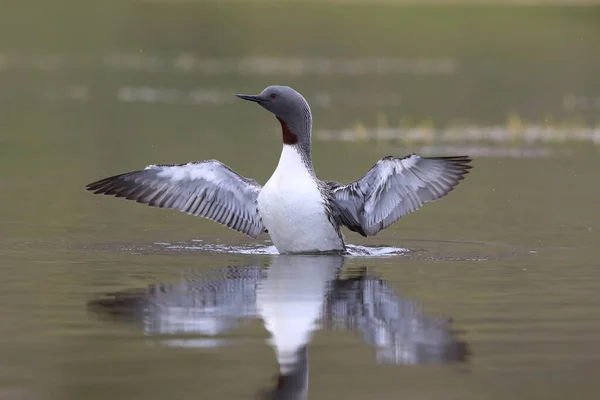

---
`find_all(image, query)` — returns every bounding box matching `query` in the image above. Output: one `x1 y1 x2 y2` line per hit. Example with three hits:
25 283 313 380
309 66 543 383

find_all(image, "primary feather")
86 160 265 238
327 155 472 237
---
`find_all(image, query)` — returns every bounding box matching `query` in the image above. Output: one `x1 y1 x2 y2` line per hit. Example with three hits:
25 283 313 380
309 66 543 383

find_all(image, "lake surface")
1 2 599 399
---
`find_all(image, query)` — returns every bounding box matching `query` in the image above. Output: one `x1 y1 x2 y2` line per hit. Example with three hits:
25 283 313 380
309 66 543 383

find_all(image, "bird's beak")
235 94 262 103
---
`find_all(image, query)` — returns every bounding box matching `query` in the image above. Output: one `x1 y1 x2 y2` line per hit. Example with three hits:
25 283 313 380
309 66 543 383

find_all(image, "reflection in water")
89 256 468 399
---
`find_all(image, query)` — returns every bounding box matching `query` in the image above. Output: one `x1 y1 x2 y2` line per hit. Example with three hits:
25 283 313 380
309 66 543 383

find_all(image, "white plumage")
257 146 344 253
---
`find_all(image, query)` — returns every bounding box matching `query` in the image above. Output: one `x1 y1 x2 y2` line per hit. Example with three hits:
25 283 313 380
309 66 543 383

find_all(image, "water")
1 2 600 399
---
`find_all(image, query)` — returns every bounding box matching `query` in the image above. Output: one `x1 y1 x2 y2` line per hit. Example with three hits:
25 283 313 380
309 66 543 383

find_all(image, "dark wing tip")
437 155 473 176
437 155 473 164
85 172 141 198
86 172 127 191
86 179 105 191
440 155 473 177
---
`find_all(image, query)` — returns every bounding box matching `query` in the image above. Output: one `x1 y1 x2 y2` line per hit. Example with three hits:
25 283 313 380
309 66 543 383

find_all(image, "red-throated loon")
86 85 472 254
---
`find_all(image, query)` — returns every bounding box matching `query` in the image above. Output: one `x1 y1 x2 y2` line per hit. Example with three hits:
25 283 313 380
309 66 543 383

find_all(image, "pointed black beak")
235 94 262 103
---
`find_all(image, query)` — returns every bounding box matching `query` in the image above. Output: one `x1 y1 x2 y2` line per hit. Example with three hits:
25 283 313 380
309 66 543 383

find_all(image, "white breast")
257 146 344 253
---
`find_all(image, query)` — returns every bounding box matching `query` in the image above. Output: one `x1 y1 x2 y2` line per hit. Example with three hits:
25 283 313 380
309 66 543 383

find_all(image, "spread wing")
328 155 472 237
86 160 265 238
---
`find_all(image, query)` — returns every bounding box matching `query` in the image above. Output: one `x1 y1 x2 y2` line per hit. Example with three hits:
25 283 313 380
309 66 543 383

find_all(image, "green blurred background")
1 2 600 400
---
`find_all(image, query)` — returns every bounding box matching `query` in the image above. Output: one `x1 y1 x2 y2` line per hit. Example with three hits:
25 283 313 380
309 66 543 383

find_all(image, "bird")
86 85 472 254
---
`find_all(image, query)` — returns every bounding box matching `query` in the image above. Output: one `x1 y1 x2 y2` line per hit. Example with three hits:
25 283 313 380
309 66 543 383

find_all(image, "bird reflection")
89 255 468 399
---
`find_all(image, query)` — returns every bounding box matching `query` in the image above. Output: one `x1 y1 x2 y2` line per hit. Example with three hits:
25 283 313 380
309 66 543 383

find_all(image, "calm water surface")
2 2 600 399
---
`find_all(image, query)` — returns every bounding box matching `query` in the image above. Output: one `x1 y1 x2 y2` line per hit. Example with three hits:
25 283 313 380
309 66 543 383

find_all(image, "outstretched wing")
328 155 472 237
86 160 265 238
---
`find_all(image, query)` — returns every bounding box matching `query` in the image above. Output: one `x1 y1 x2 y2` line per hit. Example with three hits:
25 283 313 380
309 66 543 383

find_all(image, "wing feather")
86 160 264 238
329 155 472 237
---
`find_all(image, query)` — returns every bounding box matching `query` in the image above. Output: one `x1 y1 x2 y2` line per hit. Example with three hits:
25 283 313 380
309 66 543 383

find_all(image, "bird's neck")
277 114 313 172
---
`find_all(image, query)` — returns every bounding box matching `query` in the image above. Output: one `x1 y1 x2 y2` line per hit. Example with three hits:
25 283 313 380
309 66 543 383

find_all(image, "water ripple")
154 241 409 257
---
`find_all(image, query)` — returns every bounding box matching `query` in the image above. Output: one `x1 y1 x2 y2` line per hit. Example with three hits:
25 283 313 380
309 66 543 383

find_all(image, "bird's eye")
270 93 277 99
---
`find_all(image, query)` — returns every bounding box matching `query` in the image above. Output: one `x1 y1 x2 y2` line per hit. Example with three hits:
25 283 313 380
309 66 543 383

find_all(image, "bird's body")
87 85 472 254
257 145 344 253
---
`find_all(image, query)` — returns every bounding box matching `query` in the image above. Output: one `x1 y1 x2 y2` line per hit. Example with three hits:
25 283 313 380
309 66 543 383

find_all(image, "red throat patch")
277 118 299 145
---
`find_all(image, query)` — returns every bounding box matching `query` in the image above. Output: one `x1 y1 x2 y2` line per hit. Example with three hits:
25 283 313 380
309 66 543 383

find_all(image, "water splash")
154 241 408 257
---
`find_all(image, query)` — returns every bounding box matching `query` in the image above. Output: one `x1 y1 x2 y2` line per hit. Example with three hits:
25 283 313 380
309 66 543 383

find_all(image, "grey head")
236 85 312 146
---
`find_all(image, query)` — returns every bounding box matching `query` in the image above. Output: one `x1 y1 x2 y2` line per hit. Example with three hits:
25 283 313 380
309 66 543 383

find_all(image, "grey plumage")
327 154 472 237
86 160 265 238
